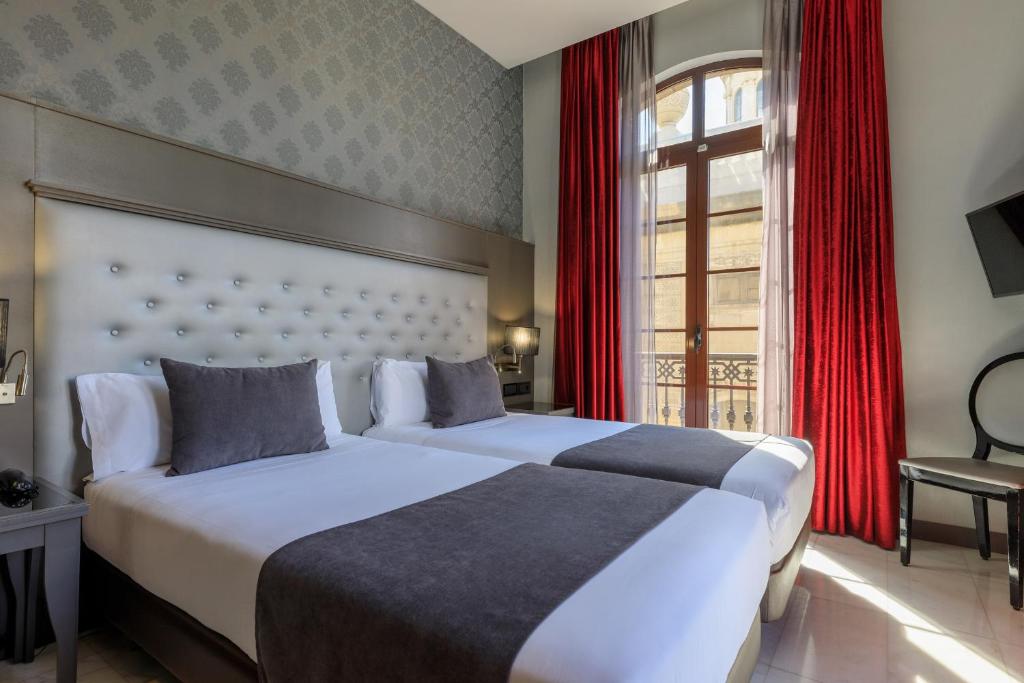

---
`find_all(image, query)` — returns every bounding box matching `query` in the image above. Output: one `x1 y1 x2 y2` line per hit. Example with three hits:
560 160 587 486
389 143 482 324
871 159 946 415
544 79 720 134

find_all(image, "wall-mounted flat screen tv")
967 190 1024 298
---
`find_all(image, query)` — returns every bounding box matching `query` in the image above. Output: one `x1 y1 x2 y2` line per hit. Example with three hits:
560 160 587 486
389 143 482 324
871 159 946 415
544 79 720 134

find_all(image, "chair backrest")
970 351 1024 459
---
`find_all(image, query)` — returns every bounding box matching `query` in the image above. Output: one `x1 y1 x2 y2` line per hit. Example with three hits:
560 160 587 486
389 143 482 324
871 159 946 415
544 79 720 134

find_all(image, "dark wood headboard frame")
0 92 535 477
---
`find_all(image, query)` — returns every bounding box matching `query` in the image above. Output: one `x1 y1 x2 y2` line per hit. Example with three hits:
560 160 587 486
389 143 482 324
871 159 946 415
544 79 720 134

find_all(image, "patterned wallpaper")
0 0 523 237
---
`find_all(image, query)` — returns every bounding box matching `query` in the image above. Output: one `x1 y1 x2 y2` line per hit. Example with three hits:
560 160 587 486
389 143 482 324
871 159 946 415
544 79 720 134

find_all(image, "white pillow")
370 359 429 427
77 360 344 481
77 373 172 481
315 361 345 446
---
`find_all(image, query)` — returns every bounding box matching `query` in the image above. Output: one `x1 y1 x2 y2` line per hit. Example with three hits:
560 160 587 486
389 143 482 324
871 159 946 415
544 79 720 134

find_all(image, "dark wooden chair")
899 351 1024 609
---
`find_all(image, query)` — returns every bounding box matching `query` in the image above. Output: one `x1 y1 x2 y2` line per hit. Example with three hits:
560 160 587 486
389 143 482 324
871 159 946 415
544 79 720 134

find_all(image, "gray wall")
0 97 34 477
522 0 762 403
0 0 523 237
886 0 1024 534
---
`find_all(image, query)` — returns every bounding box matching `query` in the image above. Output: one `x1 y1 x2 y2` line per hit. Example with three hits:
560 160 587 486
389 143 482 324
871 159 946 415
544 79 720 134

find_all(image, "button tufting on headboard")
34 199 488 492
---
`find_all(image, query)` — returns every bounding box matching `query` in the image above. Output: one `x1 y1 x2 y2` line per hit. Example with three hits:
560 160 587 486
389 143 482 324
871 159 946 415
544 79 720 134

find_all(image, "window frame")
654 57 763 429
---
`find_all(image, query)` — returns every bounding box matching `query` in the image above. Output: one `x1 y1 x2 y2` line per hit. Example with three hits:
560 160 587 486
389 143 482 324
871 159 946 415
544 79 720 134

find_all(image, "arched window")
756 78 765 115
653 58 764 430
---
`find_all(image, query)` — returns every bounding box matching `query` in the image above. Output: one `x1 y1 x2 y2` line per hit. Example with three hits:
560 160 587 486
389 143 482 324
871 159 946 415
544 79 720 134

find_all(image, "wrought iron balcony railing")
646 352 757 431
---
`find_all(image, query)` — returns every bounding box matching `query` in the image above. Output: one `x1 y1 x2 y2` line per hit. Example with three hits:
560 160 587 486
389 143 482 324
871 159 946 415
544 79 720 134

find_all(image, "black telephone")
0 469 39 508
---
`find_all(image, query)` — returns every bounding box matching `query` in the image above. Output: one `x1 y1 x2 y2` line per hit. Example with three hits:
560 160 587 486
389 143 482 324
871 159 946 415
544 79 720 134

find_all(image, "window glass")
704 68 764 136
708 211 762 271
708 272 760 327
655 221 686 276
708 150 763 214
656 78 693 147
656 166 687 221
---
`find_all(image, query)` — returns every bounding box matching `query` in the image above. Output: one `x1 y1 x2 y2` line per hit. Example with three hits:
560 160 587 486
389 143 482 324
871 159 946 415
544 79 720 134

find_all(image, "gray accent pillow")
161 358 328 475
426 355 507 428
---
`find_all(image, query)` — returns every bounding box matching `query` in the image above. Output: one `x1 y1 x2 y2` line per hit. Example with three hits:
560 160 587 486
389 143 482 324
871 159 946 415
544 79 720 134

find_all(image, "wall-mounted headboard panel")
35 198 487 492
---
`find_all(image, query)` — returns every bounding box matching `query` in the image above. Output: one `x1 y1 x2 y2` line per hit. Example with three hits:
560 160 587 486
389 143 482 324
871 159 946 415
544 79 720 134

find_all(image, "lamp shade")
505 325 540 357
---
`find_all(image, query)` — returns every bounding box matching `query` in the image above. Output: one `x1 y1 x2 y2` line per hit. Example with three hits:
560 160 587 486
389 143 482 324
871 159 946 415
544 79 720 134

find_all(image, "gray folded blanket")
255 463 701 682
552 424 767 488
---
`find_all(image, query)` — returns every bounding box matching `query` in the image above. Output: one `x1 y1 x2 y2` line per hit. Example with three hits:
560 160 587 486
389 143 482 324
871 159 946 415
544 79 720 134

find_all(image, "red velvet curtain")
793 0 906 549
554 30 625 420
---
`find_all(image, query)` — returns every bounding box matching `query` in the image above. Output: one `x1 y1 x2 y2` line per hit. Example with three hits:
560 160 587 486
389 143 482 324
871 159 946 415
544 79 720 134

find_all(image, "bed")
33 195 772 681
364 412 814 620
84 433 769 682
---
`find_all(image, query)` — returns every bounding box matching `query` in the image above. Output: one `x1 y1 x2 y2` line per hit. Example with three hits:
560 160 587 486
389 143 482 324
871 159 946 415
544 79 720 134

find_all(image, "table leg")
4 551 26 664
43 520 80 683
0 566 5 660
22 547 41 662
899 471 913 566
1009 491 1023 610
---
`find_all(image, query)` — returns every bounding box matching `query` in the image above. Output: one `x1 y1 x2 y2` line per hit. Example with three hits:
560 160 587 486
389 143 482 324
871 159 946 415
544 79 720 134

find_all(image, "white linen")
314 361 345 445
369 359 429 426
84 434 769 682
364 413 814 565
76 373 172 481
77 361 344 481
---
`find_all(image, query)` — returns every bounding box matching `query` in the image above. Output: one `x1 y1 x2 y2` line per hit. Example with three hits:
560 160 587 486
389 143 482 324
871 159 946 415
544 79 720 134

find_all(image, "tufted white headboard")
34 198 488 491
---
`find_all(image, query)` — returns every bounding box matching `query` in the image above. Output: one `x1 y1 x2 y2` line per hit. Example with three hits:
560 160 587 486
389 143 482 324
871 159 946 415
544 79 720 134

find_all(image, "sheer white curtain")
758 0 802 435
619 17 658 424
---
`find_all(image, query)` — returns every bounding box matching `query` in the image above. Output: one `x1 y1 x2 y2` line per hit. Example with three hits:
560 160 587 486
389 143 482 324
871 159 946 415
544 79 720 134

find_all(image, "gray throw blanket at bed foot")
255 463 700 683
552 424 768 488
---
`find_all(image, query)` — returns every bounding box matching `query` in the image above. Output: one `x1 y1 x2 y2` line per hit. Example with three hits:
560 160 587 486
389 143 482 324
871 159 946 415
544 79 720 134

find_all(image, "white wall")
886 0 1024 533
523 0 762 403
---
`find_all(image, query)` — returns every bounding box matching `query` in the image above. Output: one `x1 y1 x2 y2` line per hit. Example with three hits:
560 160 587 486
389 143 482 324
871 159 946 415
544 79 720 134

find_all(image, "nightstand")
0 478 87 683
507 402 576 417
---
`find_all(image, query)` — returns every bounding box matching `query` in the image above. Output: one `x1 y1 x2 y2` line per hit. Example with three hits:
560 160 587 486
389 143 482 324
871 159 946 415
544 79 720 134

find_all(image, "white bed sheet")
84 434 769 682
363 414 814 565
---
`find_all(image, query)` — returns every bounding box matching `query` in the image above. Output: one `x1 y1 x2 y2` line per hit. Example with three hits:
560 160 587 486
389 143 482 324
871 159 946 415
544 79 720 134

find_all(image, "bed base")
88 551 256 683
761 513 812 622
88 548 762 682
726 612 761 683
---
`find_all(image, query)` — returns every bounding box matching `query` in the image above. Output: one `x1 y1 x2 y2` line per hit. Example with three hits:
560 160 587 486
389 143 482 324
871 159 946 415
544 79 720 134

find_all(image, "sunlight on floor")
803 547 1014 683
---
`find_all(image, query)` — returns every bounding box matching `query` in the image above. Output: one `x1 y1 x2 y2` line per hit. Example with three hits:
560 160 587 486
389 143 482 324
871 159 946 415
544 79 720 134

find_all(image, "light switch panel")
0 383 15 405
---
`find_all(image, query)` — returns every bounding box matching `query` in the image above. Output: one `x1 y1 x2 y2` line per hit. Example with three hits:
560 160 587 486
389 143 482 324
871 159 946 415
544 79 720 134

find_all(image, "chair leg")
973 495 991 560
899 470 913 566
1007 491 1023 610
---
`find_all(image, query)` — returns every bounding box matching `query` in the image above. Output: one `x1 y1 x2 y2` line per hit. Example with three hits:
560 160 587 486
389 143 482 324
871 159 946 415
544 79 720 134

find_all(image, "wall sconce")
0 299 29 405
495 325 540 374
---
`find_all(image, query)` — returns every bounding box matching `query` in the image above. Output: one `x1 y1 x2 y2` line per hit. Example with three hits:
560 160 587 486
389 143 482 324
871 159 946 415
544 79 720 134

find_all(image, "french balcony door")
652 59 764 430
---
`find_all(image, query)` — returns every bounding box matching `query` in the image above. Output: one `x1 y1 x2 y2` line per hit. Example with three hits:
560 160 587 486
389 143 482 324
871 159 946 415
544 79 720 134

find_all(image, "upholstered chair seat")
900 457 1024 489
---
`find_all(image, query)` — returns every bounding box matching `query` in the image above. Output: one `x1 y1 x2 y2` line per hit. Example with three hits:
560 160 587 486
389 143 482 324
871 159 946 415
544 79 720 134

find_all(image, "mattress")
363 414 814 565
84 434 769 682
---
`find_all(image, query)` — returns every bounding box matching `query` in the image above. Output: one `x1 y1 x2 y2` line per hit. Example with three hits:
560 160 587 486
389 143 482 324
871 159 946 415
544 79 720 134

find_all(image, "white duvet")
364 413 814 565
85 434 769 682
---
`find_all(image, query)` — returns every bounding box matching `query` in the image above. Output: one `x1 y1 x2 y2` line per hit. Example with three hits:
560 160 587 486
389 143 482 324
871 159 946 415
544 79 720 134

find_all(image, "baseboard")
912 519 1008 555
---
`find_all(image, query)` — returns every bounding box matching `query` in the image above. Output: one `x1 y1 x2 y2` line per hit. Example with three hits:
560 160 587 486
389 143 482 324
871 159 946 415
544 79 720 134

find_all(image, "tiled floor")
3 533 1023 682
0 627 175 683
757 533 1024 683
